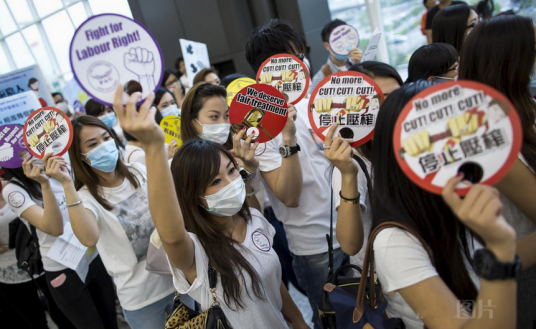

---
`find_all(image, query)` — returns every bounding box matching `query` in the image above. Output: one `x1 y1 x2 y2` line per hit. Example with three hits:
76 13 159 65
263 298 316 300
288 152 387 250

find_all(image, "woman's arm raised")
114 86 195 278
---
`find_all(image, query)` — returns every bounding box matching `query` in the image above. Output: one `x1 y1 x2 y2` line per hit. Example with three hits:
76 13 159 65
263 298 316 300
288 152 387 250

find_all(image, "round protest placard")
69 14 164 106
159 115 182 146
229 84 288 143
226 77 256 106
0 125 27 168
23 107 73 159
393 81 522 195
308 71 384 147
256 54 309 105
329 25 360 57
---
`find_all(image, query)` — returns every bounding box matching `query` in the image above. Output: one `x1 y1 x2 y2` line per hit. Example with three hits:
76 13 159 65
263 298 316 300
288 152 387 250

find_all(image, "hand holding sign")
323 123 358 175
22 154 48 184
394 81 522 196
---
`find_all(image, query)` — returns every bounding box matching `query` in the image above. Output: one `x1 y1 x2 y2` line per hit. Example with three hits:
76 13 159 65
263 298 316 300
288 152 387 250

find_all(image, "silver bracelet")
66 200 82 207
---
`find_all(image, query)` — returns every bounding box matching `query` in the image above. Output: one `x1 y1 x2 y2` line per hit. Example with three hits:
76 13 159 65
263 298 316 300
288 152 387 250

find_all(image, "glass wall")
0 0 133 91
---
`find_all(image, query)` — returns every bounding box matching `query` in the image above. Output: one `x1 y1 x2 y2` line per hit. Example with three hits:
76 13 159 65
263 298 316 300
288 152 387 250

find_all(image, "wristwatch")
473 248 522 280
239 167 256 181
279 143 300 158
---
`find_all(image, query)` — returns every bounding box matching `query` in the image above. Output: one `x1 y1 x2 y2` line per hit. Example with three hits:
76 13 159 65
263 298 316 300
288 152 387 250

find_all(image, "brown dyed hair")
170 139 264 309
192 68 218 85
68 115 139 210
180 82 232 148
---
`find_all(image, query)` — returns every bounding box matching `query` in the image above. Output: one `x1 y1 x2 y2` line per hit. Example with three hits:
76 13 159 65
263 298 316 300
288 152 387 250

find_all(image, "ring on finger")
323 145 331 149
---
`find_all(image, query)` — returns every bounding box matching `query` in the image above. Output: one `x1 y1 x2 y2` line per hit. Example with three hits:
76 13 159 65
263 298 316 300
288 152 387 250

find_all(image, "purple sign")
69 14 164 107
0 124 27 168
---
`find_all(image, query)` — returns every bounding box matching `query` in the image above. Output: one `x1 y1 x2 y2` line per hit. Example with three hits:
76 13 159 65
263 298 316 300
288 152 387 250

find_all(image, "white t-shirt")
257 98 338 255
502 154 536 238
170 208 288 329
374 228 480 329
3 178 70 272
78 162 174 310
124 144 146 165
331 154 372 273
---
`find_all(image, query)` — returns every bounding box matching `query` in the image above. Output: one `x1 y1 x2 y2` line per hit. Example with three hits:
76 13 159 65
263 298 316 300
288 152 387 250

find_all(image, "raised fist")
314 97 333 113
345 96 366 112
124 47 155 77
402 130 431 157
260 73 273 84
28 133 40 147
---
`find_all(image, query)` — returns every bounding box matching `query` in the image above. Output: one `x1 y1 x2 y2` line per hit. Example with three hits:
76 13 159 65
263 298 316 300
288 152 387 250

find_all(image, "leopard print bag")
165 263 233 329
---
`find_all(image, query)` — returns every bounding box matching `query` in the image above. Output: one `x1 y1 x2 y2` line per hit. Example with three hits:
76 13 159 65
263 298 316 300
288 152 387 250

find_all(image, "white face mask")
196 119 231 144
55 101 69 113
160 104 180 117
201 176 245 217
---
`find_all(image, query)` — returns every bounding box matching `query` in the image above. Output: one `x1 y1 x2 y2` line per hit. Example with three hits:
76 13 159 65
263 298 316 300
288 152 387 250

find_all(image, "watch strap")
474 249 522 280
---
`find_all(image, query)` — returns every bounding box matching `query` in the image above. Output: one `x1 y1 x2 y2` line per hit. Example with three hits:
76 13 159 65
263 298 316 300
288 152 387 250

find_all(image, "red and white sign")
393 81 522 195
229 84 288 143
23 107 73 159
308 71 384 147
256 54 309 105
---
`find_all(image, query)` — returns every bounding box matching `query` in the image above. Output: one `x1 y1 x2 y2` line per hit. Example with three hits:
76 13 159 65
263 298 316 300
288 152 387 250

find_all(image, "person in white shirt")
49 115 175 329
113 87 310 329
362 81 518 329
2 156 117 329
245 19 348 329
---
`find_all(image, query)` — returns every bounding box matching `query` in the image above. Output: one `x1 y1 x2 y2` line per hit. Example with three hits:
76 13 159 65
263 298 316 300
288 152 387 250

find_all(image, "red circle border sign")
393 80 522 196
23 107 74 159
229 84 288 144
308 71 384 148
256 53 310 105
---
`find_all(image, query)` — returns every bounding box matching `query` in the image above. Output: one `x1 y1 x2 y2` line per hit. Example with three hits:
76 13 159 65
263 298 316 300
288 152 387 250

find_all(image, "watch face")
239 169 247 179
279 146 287 157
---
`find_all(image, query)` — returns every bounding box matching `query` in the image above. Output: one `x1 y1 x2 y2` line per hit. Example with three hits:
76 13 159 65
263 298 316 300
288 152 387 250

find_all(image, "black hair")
221 73 249 89
245 19 305 73
432 4 472 54
51 92 64 100
349 61 404 87
321 19 347 43
371 81 478 303
28 78 38 88
155 87 176 108
85 99 108 117
406 43 458 83
175 57 184 72
2 167 42 201
476 0 494 19
123 103 164 142
161 69 178 88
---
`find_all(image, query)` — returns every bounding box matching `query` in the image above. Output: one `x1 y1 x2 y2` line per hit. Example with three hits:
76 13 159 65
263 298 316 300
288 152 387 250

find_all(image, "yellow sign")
159 115 182 145
226 77 256 106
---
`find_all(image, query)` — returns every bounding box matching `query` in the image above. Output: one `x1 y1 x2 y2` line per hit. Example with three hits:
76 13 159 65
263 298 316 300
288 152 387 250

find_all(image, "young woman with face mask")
114 87 310 329
154 87 180 118
348 81 518 329
50 115 175 329
1 155 117 329
85 99 125 149
459 15 536 328
181 82 262 211
406 43 459 83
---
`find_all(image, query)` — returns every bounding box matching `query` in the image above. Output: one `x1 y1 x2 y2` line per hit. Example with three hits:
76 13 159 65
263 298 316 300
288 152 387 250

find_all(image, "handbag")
319 156 406 329
165 263 233 329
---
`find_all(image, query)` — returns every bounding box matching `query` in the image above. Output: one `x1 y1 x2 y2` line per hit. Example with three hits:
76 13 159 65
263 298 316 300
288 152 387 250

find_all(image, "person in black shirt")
424 0 466 43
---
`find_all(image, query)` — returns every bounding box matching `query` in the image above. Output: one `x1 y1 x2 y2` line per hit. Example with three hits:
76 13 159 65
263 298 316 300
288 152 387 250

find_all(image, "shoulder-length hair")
180 82 232 148
406 43 458 83
170 139 264 309
432 4 471 54
371 81 478 302
459 15 536 172
68 115 139 210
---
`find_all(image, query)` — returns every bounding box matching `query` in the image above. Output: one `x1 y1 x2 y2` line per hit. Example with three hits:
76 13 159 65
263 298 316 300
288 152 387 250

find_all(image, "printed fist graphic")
28 134 40 148
0 143 14 162
314 97 333 113
447 113 480 138
345 96 366 112
402 130 432 157
260 73 273 84
43 121 55 134
124 47 156 92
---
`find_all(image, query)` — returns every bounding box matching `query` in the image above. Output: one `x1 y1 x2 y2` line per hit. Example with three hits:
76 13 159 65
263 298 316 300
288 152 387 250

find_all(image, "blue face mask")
160 104 180 117
98 113 116 129
82 139 119 172
333 53 349 61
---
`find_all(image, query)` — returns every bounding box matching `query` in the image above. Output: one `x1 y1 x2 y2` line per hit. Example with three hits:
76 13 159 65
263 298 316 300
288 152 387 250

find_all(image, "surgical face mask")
196 119 231 144
82 139 119 172
201 176 246 217
55 101 69 113
160 104 180 117
333 53 349 61
98 112 116 129
434 76 458 81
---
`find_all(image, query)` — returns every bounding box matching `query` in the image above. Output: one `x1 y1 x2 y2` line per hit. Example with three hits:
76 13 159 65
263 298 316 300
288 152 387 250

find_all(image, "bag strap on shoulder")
353 221 433 323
